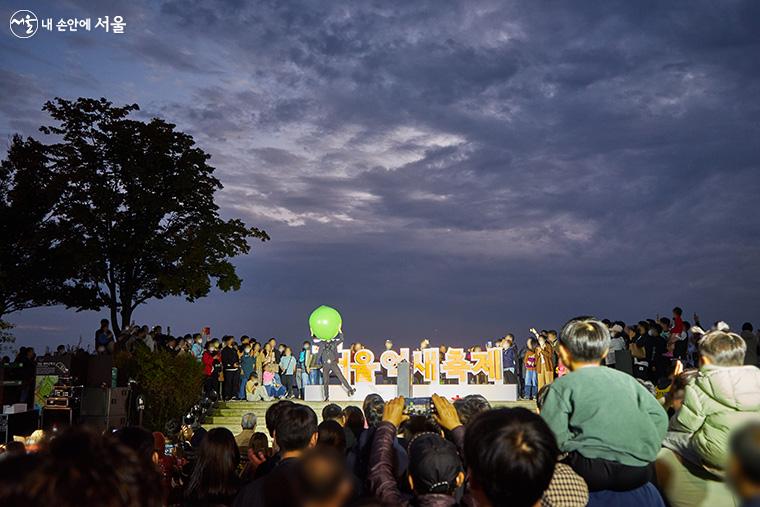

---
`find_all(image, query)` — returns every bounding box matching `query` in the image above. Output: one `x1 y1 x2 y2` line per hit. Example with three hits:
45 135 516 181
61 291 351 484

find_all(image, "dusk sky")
2 0 759 352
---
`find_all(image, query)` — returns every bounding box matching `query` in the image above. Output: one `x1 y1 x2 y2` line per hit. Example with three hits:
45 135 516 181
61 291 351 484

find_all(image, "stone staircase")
203 399 536 437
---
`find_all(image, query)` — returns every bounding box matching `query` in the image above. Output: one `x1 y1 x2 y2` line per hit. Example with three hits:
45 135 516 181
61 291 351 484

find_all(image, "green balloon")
309 305 342 341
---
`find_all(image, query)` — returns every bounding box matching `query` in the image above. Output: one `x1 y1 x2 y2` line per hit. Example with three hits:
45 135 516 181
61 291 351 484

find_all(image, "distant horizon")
3 1 759 354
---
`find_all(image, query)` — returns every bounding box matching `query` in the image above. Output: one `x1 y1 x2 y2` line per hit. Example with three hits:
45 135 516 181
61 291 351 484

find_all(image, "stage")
303 383 518 402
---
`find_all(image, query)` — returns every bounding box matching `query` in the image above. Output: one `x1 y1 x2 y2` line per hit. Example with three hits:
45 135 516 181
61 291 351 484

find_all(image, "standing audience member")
741 323 759 367
523 338 538 400
221 337 240 401
317 420 348 454
727 422 760 507
184 427 241 507
279 346 298 399
233 404 319 507
368 395 465 506
465 406 560 507
296 447 354 507
0 427 162 507
537 334 555 390
239 344 256 400
298 340 314 399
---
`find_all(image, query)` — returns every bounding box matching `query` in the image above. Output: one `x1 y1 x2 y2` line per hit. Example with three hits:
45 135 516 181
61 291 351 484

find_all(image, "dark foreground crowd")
1 316 760 507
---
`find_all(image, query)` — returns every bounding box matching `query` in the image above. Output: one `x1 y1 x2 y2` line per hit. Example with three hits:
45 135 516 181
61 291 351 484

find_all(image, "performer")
317 332 355 401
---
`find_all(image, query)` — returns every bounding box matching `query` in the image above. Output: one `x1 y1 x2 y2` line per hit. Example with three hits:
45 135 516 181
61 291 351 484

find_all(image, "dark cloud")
2 0 760 350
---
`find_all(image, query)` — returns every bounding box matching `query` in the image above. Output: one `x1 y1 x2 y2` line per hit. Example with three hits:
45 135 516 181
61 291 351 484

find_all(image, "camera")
404 397 434 416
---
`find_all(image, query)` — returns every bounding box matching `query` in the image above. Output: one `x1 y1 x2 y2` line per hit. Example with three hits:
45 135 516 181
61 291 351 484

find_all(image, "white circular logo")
9 10 38 39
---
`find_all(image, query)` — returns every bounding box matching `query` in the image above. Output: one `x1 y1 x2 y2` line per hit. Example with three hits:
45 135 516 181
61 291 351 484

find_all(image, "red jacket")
202 350 219 376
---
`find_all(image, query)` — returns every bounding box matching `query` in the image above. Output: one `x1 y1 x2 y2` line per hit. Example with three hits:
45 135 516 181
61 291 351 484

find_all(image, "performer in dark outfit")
317 332 355 401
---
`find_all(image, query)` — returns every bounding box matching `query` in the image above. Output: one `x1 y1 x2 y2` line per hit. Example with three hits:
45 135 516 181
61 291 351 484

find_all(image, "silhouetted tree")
0 134 68 322
2 97 269 333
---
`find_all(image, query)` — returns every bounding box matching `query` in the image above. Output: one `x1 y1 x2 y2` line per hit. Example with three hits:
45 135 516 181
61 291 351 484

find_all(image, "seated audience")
245 373 272 401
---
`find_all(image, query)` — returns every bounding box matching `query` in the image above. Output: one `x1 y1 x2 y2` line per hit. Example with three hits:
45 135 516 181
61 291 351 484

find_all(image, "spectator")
318 420 347 454
540 317 668 493
95 318 114 354
279 346 298 399
727 421 760 507
184 427 241 506
235 413 257 454
523 338 538 400
657 330 760 507
296 447 354 507
191 333 204 360
114 426 156 465
666 331 760 471
741 323 759 367
501 334 518 381
245 372 272 401
343 405 366 446
369 395 466 506
453 394 491 426
233 404 319 506
0 427 162 507
297 340 314 399
239 344 256 400
536 334 555 390
221 337 240 401
465 407 559 507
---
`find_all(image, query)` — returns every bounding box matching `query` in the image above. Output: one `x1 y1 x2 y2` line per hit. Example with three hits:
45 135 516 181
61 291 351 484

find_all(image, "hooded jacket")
675 364 760 469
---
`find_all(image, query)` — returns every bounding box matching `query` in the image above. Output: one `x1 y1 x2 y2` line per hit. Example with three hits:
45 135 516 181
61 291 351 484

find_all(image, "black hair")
265 399 295 437
536 385 551 412
343 405 365 441
248 432 269 456
731 421 760 484
114 426 155 464
673 307 683 316
464 408 558 507
317 420 347 454
454 394 491 426
743 322 754 332
275 404 318 453
296 447 350 503
0 427 162 507
362 394 385 427
321 403 344 422
559 317 611 362
185 427 240 504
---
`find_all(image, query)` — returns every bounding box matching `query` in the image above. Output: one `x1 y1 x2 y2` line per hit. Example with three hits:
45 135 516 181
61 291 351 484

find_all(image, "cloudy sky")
2 0 759 352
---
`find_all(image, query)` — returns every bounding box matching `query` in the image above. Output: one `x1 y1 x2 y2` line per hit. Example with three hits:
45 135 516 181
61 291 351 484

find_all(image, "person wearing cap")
368 395 466 506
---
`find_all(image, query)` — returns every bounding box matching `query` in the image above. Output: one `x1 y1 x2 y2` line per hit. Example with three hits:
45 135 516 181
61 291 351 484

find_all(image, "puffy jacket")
675 364 760 469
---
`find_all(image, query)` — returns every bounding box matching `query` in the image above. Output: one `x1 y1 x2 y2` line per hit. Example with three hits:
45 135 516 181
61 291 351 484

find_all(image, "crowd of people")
1 311 759 507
